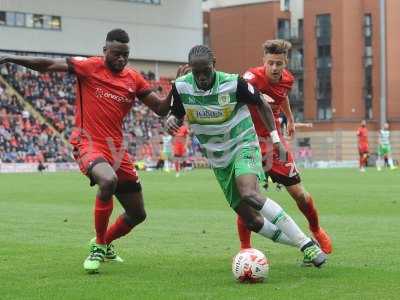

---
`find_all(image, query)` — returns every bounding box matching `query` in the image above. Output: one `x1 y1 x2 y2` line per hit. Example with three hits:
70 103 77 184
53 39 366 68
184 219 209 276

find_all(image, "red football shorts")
173 143 187 157
358 144 369 155
73 142 140 192
259 134 301 186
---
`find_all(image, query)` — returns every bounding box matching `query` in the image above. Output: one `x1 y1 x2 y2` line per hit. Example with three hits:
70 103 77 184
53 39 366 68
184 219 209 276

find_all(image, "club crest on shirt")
243 71 255 80
218 93 230 106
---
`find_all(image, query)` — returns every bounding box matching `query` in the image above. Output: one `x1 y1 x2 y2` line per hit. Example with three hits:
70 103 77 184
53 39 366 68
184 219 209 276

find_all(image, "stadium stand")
1 58 205 166
0 79 70 163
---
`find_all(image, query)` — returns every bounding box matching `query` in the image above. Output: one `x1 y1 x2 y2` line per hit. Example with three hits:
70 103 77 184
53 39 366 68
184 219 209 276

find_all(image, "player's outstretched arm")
139 90 174 117
138 64 191 117
0 54 68 73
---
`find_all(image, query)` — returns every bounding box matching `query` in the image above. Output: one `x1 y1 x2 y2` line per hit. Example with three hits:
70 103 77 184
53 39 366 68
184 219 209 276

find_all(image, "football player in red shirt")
1 29 178 273
356 120 369 172
173 124 189 177
237 39 332 254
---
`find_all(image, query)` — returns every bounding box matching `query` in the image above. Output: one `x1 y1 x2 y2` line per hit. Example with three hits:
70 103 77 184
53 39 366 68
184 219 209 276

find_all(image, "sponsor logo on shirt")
186 106 234 124
218 94 230 106
196 110 223 119
95 88 131 103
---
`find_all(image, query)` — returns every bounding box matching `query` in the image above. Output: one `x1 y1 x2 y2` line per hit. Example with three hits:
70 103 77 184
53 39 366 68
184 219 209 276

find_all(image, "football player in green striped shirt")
377 122 397 170
167 45 326 267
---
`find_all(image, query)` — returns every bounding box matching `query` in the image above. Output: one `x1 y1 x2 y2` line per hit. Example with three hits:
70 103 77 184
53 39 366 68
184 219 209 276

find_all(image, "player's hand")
261 93 275 104
287 120 295 137
176 64 191 78
273 141 288 162
166 115 183 135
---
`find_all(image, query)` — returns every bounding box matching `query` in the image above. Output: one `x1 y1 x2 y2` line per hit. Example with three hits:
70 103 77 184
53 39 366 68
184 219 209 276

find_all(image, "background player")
160 131 173 172
237 39 332 254
168 45 326 267
0 29 178 273
357 120 369 172
377 122 397 171
172 122 189 177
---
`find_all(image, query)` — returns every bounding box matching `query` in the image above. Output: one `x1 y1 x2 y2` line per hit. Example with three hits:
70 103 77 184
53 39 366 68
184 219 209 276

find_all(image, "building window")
0 10 61 30
277 19 290 39
290 78 304 121
316 14 332 120
363 13 373 119
316 71 331 99
317 101 332 120
33 14 43 28
6 12 16 26
283 0 290 11
50 16 61 30
0 11 5 25
15 12 25 27
25 13 33 27
298 19 303 40
316 14 331 40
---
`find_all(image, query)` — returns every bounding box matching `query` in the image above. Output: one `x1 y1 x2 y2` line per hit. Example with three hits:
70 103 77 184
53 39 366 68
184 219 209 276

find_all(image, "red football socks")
237 215 252 249
175 161 180 172
297 195 320 232
94 196 113 245
105 214 134 244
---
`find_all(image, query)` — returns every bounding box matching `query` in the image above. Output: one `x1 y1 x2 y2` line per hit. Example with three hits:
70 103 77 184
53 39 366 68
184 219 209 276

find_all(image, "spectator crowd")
0 57 203 165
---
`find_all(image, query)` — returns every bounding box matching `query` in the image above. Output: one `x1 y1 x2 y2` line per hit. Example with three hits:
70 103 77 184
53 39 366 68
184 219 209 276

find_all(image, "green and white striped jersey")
380 129 391 146
171 71 263 168
162 135 172 153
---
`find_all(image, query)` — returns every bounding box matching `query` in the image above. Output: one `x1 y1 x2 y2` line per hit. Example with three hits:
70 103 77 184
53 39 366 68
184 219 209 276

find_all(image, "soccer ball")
232 248 269 283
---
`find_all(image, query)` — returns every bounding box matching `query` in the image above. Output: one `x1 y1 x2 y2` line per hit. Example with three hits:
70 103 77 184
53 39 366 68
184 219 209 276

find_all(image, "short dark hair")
106 28 130 43
188 45 214 64
263 39 291 55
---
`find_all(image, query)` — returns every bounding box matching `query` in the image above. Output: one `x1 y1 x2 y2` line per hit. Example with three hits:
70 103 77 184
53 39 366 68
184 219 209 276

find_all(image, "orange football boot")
312 227 332 254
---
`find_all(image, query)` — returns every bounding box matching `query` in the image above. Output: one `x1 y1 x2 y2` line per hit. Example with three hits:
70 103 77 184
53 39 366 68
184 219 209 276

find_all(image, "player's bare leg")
104 188 147 262
286 183 332 254
174 157 181 177
359 153 368 172
84 162 118 273
234 174 326 267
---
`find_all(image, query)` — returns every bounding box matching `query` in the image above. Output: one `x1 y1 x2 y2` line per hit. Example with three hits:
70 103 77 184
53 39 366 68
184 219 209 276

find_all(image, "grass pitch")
0 168 399 300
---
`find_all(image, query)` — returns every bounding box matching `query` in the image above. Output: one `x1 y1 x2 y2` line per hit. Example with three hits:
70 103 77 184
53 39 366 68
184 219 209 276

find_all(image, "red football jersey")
67 56 150 148
357 127 369 147
243 66 294 136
